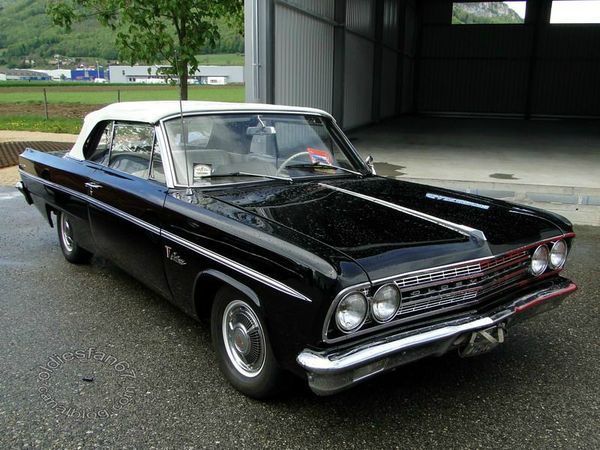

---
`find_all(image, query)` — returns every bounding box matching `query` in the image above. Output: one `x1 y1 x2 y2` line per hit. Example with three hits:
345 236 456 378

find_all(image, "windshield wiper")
284 162 363 176
197 171 293 182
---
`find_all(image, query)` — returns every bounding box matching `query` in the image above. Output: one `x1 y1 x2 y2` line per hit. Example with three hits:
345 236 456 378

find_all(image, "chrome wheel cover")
60 214 74 252
222 300 266 378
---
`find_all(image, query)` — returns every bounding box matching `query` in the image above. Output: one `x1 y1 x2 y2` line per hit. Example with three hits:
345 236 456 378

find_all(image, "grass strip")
0 116 83 134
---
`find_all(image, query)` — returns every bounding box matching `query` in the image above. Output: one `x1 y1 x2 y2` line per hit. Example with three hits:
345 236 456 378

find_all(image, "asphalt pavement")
1 186 598 449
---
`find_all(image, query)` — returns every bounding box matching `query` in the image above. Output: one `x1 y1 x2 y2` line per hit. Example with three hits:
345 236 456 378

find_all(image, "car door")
86 122 171 299
35 121 116 253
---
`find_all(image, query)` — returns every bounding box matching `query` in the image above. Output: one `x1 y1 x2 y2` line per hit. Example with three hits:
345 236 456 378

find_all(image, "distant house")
0 69 51 81
107 65 244 84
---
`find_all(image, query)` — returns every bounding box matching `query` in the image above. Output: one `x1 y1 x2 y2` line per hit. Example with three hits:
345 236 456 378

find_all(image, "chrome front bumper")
297 278 577 395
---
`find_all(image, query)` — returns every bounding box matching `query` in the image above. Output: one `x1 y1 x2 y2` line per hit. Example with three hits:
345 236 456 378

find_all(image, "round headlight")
371 284 401 323
530 245 549 276
335 292 368 332
549 240 568 269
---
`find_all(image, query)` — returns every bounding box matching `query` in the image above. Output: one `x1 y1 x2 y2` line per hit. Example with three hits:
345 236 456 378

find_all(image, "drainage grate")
0 142 73 169
489 173 519 180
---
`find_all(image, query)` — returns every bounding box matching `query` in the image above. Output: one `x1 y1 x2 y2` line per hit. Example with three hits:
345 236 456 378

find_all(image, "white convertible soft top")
68 101 333 160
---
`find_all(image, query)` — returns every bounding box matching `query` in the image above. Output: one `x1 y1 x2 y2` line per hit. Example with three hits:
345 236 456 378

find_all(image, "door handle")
85 182 103 192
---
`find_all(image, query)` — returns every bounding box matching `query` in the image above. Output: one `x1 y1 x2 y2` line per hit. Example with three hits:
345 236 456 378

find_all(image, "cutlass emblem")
165 245 187 266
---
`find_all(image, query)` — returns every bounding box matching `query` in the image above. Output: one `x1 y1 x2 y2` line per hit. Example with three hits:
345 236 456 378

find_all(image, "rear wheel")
57 211 92 264
211 286 285 399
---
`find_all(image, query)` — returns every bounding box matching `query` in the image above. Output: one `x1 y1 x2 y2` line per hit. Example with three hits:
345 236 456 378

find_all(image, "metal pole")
43 88 49 120
117 89 121 102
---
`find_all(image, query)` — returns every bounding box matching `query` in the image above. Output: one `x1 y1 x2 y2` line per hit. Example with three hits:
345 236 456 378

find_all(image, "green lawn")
0 116 82 134
195 53 244 66
0 85 245 105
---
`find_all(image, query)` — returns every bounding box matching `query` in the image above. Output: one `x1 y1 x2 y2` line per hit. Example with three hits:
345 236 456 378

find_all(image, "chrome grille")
395 264 481 289
394 251 530 319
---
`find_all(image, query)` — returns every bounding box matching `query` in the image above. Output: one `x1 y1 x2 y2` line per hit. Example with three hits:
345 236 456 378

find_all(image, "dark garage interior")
417 1 600 119
246 0 600 124
245 0 600 225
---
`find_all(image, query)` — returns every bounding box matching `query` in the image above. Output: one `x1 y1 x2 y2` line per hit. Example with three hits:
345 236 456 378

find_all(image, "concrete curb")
399 177 600 227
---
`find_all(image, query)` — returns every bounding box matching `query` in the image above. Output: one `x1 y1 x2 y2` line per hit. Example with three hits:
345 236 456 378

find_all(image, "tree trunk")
179 70 188 101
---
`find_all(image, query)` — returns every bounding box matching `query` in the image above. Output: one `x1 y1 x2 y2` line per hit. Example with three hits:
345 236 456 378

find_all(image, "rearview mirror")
247 115 277 136
246 125 277 136
365 155 376 175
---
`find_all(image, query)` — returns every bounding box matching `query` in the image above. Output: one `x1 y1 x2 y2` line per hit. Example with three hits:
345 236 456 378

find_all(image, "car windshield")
164 113 365 186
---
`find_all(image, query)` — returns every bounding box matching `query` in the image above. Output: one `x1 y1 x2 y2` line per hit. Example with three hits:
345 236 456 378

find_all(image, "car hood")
206 177 569 281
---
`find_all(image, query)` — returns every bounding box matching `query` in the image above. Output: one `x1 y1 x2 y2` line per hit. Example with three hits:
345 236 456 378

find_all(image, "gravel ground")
0 166 18 185
0 186 598 449
0 130 78 143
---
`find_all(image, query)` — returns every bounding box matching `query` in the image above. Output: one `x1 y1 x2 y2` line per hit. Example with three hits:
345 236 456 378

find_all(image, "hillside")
453 2 524 24
0 0 244 69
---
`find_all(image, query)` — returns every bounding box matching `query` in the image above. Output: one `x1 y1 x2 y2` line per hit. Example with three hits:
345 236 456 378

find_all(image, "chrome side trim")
20 171 161 235
19 170 310 302
319 183 488 242
159 109 333 124
154 125 176 188
162 230 310 302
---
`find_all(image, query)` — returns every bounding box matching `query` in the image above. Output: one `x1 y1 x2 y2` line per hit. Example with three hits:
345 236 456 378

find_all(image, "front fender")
193 269 262 316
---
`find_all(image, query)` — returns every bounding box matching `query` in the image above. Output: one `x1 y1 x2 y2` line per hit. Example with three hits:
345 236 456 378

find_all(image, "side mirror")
365 155 376 175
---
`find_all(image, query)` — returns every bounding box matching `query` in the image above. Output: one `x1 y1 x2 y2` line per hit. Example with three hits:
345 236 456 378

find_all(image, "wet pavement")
1 186 598 449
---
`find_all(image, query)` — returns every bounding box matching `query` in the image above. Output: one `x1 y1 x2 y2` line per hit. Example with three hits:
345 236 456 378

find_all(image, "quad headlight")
335 292 368 332
549 240 568 269
371 284 401 323
530 244 549 276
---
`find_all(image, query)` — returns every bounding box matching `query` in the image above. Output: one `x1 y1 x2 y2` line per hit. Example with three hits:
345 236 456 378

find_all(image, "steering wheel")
276 151 311 176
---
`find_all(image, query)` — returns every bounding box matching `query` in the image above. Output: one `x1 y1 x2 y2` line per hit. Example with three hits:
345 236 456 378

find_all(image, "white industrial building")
108 65 244 84
31 69 72 80
0 69 52 81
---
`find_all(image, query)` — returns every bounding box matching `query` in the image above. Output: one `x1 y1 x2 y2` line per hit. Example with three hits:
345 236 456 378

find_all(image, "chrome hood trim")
319 183 487 243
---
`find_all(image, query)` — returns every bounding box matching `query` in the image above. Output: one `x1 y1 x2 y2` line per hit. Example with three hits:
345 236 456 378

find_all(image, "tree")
48 0 243 100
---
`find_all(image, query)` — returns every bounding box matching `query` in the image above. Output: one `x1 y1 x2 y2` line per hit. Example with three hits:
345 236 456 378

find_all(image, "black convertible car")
16 101 577 398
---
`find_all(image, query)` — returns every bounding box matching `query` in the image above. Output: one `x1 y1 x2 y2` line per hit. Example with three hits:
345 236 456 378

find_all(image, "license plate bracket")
458 324 506 358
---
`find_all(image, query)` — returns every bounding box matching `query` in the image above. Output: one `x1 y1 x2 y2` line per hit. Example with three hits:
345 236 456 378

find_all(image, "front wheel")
57 211 92 264
211 286 285 399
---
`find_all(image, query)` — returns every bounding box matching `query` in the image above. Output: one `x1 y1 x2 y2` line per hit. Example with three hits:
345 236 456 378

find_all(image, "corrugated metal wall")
273 1 335 113
382 0 399 46
343 0 416 127
344 32 375 128
344 0 375 128
247 0 416 128
418 25 532 114
283 0 334 18
379 0 400 119
380 49 398 118
532 26 600 117
399 1 417 113
346 0 376 37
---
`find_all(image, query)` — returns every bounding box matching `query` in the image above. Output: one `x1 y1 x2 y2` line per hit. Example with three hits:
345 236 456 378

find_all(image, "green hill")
452 2 524 25
0 0 244 69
